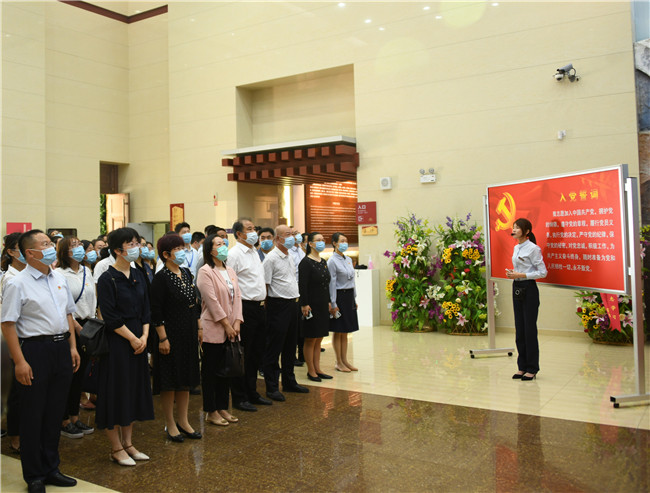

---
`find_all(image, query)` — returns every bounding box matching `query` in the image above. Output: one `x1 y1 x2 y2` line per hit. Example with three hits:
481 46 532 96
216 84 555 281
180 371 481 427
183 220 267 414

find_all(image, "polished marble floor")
2 326 649 492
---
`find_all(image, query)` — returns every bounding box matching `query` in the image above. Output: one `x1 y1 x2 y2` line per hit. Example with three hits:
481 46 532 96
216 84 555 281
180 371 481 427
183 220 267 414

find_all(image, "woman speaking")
505 218 547 381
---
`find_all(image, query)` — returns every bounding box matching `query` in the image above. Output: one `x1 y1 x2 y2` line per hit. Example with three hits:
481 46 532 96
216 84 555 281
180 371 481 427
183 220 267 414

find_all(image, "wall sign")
356 201 377 224
487 166 628 293
170 203 185 232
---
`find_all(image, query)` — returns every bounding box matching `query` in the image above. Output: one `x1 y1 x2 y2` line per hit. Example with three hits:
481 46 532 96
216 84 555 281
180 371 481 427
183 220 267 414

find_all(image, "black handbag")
217 340 245 378
79 318 108 357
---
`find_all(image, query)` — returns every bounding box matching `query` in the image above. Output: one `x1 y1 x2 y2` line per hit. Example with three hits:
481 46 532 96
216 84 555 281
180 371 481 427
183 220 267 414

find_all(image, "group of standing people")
0 218 360 493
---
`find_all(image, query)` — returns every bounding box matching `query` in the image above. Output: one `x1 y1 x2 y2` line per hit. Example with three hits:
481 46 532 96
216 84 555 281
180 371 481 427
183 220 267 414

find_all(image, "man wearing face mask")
287 227 306 366
227 219 273 411
1 230 81 493
261 225 309 401
257 228 275 262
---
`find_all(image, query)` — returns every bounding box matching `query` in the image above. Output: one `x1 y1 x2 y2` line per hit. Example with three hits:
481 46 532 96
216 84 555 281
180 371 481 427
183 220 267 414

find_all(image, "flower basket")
384 214 443 332
435 214 495 335
575 291 645 345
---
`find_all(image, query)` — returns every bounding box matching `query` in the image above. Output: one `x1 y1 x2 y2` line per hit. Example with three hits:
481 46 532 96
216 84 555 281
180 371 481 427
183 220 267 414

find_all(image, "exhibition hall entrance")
223 136 360 254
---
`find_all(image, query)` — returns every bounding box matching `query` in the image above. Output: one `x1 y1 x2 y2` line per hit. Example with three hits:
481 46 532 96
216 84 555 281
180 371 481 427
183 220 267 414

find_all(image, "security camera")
554 63 579 82
556 63 573 74
554 72 565 81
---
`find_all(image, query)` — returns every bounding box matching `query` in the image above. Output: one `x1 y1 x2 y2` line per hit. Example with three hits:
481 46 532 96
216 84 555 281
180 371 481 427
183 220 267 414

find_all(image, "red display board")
305 182 358 244
487 166 628 293
6 222 32 235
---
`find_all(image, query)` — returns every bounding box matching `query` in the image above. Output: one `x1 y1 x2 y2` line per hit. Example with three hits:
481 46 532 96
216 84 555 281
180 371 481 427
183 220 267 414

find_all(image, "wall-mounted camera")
555 63 580 82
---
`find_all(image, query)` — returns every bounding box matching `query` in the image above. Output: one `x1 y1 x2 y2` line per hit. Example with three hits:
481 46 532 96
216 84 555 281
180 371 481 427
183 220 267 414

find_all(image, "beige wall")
2 0 129 239
2 1 639 333
166 1 638 332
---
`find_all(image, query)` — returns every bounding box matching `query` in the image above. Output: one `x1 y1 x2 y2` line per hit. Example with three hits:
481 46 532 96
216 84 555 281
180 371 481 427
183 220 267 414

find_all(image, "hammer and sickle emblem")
495 192 516 231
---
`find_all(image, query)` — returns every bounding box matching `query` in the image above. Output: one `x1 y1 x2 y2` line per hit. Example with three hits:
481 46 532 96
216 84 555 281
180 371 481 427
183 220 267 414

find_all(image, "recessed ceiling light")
435 15 443 19
423 6 430 10
338 2 345 7
190 18 195 22
365 19 372 23
492 2 499 5
379 27 385 31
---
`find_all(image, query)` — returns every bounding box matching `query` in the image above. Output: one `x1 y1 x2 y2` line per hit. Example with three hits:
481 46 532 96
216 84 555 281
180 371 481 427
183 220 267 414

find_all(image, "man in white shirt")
262 225 309 401
288 227 306 366
228 219 273 411
1 230 81 493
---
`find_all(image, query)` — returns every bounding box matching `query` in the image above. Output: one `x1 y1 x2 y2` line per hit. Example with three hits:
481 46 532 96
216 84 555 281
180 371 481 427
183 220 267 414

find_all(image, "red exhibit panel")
487 166 627 293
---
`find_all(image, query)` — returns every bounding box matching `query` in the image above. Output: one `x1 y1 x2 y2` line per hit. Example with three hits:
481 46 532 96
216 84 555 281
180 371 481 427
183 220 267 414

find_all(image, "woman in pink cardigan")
196 234 244 426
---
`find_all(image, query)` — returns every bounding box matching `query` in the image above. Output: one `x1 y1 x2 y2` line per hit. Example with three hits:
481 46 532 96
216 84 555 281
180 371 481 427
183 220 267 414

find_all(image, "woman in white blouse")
505 218 547 381
56 237 98 436
327 233 359 372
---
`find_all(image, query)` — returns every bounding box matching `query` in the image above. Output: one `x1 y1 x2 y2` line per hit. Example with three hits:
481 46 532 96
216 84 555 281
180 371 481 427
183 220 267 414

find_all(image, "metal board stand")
610 178 649 408
469 195 514 358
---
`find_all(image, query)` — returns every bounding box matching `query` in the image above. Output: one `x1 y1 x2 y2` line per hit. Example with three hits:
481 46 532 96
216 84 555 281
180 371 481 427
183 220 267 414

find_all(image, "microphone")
510 232 516 236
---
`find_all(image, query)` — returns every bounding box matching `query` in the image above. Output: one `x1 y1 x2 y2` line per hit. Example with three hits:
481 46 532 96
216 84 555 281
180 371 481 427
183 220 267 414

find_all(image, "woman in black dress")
298 232 332 382
96 227 154 466
150 233 201 442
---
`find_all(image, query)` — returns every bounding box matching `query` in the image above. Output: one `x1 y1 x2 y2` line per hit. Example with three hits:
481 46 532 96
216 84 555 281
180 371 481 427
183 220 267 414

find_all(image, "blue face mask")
124 246 140 263
283 236 295 249
140 246 149 258
146 250 156 260
182 232 192 244
245 232 258 246
338 242 349 253
33 246 57 266
71 245 86 262
314 241 326 252
260 239 274 251
223 238 229 248
85 250 98 264
172 249 186 266
215 245 229 261
294 233 303 244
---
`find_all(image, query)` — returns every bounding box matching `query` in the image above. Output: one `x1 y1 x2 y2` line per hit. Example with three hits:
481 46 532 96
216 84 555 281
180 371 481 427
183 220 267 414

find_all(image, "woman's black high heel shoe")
521 373 537 381
166 428 184 443
307 373 321 382
177 423 202 439
512 372 524 380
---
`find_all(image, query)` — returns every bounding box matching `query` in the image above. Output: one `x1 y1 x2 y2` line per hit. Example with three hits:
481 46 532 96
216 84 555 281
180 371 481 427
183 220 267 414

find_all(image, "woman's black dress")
298 256 331 338
150 267 200 394
96 266 154 430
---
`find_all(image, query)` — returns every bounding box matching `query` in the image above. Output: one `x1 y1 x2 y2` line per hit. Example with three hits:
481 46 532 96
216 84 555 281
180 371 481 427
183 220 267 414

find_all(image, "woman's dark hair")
157 233 184 263
514 218 536 244
305 232 322 255
331 232 347 247
99 247 110 260
107 227 140 258
1 232 22 271
81 239 91 251
56 236 79 270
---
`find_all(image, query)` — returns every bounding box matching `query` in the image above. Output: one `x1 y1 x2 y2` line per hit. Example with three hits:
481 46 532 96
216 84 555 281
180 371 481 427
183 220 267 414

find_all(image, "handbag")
79 318 108 357
216 339 245 378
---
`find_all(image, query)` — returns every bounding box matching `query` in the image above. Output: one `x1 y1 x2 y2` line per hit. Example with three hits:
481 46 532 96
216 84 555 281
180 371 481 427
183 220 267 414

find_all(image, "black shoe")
284 383 309 393
266 390 286 402
320 348 325 352
317 373 333 379
294 359 304 367
176 423 202 439
512 373 524 379
166 429 184 442
307 373 321 382
44 471 77 487
251 396 272 406
521 373 537 381
27 480 45 493
189 387 201 395
234 401 258 412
